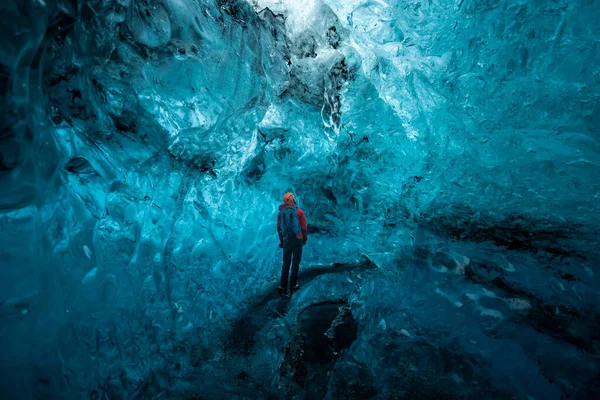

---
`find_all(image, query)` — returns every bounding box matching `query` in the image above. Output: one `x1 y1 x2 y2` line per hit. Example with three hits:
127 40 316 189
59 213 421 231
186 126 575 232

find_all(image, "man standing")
277 192 308 293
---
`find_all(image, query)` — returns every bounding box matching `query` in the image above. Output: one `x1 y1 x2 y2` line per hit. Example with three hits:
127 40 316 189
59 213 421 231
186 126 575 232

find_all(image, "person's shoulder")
296 207 306 214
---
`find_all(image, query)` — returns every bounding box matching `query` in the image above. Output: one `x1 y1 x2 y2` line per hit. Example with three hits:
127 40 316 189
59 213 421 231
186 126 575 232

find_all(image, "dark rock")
280 301 358 397
327 26 341 49
466 266 600 355
422 206 599 259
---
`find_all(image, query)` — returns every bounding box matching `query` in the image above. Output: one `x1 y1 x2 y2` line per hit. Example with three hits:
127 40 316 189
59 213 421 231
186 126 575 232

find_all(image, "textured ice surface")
1 0 599 398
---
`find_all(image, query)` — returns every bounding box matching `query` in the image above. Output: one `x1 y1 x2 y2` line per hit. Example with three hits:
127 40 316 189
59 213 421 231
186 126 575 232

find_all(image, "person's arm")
297 209 308 243
277 211 283 244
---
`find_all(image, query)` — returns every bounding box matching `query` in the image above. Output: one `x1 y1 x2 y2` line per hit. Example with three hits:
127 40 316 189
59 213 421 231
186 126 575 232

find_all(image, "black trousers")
281 238 303 290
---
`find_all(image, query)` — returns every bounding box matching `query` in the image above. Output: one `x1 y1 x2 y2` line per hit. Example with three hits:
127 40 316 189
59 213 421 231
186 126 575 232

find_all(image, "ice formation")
1 0 599 398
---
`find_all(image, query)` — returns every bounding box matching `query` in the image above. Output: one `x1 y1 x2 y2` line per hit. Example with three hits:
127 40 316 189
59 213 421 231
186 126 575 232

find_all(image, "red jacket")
277 203 308 242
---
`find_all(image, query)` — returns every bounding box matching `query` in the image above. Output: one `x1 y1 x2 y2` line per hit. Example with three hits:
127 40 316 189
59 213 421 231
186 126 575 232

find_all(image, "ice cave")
1 0 599 398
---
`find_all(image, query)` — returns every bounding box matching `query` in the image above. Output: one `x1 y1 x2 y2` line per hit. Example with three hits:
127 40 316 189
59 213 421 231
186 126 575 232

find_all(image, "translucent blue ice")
1 0 599 398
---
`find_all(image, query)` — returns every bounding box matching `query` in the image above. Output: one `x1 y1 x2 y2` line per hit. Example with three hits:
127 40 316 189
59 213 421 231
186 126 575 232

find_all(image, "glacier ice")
1 0 599 398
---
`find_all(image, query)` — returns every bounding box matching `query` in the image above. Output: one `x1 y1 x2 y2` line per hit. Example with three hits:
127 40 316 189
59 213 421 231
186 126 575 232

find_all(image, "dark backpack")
281 206 302 240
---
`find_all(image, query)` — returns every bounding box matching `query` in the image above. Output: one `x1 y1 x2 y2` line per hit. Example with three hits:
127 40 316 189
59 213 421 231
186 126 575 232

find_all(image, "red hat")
283 192 295 204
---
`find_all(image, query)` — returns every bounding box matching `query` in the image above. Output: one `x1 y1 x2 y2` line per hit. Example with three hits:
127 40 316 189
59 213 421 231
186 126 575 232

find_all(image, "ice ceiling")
1 0 599 398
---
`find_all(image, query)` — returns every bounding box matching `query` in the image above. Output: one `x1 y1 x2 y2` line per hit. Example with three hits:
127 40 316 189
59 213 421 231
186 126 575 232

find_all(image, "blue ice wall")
1 0 599 398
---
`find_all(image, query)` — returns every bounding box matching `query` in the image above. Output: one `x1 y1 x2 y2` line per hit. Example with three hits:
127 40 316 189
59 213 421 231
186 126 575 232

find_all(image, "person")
277 192 308 293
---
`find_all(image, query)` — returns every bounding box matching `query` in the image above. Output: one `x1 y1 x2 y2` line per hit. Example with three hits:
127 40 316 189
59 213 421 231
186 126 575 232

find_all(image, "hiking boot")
291 284 300 292
278 286 286 293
